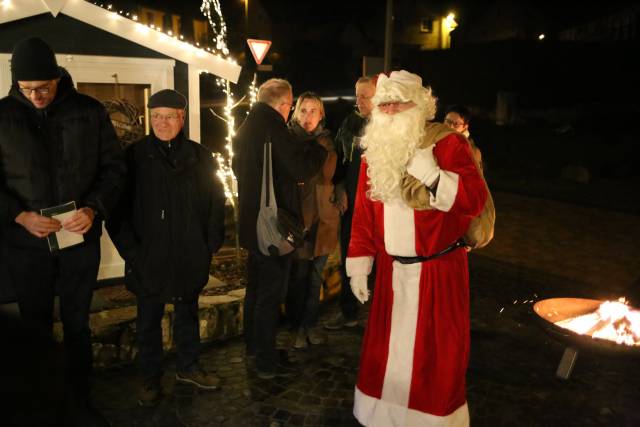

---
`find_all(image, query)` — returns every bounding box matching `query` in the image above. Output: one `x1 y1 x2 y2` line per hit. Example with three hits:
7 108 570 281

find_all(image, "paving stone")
61 191 640 426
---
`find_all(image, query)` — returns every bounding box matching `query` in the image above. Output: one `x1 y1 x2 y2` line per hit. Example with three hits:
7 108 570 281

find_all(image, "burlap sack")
400 122 495 248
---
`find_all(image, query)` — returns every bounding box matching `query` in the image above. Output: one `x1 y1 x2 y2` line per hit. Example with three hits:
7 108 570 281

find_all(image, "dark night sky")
151 0 638 92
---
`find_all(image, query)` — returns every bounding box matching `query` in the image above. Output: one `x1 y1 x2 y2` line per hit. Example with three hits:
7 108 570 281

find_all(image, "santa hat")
373 70 430 105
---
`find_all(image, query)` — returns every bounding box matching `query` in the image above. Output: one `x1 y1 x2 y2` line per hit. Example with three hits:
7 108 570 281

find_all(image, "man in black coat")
107 89 226 406
233 78 327 379
0 37 125 426
325 75 377 330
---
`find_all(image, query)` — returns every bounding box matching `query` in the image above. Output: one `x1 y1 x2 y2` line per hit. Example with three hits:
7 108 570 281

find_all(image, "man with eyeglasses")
106 89 226 406
346 71 487 426
233 78 328 379
444 104 483 172
325 74 378 331
0 37 125 426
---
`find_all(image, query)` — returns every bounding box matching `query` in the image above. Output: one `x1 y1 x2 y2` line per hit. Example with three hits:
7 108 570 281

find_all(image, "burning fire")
555 298 640 346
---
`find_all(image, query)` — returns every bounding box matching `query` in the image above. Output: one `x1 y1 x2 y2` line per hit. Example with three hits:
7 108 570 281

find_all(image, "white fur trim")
346 256 374 277
389 70 423 87
354 387 470 427
430 170 459 212
383 200 417 257
381 261 421 407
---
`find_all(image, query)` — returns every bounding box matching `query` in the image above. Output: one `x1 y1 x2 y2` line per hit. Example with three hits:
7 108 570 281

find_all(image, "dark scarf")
288 120 331 141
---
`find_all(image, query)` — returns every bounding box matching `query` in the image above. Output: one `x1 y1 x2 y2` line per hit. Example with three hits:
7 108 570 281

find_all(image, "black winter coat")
232 102 328 252
334 111 367 214
0 69 126 249
106 133 226 302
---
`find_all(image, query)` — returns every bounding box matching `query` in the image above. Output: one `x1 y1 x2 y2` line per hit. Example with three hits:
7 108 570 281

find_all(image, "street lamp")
243 0 248 37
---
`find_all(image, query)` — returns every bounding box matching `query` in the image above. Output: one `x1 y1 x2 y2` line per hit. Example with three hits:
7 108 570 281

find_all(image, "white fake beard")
361 106 428 203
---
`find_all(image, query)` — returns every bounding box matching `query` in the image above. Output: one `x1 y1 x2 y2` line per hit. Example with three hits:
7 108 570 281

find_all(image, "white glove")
350 275 369 304
406 145 440 187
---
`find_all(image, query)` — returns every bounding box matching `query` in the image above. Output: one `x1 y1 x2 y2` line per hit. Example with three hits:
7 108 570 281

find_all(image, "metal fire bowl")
533 298 640 357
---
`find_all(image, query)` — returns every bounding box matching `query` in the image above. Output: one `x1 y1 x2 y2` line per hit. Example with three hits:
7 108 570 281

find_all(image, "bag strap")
260 139 278 209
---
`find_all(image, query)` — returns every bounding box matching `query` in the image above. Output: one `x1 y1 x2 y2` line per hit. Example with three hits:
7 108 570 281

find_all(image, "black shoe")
138 377 162 407
255 366 297 380
324 313 358 330
276 349 299 369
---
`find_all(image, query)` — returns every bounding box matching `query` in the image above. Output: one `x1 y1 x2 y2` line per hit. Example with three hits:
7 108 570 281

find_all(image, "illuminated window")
193 19 210 46
420 18 433 33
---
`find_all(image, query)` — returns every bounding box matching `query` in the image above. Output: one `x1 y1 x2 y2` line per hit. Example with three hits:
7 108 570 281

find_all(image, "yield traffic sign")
247 39 272 65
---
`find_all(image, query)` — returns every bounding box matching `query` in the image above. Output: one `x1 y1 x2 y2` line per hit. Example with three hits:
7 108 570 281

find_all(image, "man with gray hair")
346 70 488 426
233 78 328 379
107 89 226 406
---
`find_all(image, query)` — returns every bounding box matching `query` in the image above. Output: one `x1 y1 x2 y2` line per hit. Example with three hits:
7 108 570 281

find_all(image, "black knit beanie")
11 37 61 82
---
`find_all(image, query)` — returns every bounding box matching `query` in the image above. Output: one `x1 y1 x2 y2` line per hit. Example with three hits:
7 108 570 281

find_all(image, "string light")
200 0 229 56
249 73 258 109
202 0 237 200
88 1 224 59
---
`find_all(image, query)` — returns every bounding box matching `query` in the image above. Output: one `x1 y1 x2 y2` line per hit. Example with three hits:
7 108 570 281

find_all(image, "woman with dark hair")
286 92 339 349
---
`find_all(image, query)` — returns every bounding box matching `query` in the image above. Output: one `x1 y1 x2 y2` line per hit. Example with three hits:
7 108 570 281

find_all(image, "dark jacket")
232 102 327 252
287 121 339 258
334 111 367 213
0 68 126 249
106 133 226 302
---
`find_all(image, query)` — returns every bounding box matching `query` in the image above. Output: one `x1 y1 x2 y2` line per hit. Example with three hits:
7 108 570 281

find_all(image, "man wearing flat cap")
346 70 489 426
107 89 226 406
0 37 125 426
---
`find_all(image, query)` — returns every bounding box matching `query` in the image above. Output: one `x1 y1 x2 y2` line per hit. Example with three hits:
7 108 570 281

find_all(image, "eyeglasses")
150 113 180 121
19 86 51 96
281 102 294 111
444 118 466 127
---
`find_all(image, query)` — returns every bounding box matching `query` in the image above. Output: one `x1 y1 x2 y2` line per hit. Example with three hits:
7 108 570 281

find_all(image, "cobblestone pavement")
92 191 640 426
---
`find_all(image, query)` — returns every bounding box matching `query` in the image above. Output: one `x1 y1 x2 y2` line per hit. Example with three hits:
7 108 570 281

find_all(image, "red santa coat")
346 132 487 426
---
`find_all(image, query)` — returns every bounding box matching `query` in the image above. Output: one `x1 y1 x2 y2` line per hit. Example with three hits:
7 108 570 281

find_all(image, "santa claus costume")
346 71 487 426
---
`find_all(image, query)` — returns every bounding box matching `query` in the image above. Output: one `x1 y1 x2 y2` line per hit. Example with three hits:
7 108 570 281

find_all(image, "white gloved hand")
406 145 440 187
350 275 369 304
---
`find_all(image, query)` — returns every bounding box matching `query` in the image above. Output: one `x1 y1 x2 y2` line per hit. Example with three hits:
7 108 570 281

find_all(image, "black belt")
392 239 467 265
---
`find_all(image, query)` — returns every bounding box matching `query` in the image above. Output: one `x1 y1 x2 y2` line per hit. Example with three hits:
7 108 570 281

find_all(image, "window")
420 18 433 33
193 19 210 46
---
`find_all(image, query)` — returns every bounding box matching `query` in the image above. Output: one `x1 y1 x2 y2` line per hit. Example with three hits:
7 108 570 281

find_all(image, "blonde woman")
286 92 339 349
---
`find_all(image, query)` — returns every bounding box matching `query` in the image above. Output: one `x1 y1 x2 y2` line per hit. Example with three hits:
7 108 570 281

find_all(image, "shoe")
307 327 326 345
324 313 358 330
256 366 297 380
276 349 299 368
175 369 220 390
138 377 162 407
293 327 308 349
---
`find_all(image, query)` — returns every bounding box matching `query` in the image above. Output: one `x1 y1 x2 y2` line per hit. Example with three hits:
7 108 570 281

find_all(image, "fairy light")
249 73 258 109
210 77 238 200
202 0 238 199
200 0 229 56
88 1 220 56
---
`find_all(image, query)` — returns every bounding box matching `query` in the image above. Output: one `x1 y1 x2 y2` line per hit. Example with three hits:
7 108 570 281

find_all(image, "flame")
555 298 640 346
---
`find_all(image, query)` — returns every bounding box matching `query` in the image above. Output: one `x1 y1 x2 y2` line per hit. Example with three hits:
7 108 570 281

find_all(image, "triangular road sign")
247 39 272 65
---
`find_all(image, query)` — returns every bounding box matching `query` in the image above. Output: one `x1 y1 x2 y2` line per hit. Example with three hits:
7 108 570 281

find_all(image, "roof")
0 0 241 82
